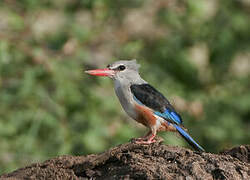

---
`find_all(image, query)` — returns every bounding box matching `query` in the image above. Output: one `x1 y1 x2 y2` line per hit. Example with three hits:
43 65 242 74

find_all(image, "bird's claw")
133 134 156 144
134 139 157 144
134 137 146 141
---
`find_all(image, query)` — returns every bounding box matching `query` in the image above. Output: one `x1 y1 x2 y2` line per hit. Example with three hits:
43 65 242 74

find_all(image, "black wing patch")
130 84 174 112
130 84 182 124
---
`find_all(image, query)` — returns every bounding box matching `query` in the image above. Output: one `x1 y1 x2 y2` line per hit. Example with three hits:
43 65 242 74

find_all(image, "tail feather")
173 124 205 152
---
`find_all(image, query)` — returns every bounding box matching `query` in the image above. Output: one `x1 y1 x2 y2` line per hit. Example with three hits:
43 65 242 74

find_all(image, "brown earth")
1 138 249 180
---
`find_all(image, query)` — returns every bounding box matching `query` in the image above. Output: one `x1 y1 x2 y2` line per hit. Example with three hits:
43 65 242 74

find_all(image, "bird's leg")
135 133 156 144
134 128 157 144
134 131 152 142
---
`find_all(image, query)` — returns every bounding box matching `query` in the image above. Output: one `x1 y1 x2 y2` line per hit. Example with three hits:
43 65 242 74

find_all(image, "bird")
85 60 205 152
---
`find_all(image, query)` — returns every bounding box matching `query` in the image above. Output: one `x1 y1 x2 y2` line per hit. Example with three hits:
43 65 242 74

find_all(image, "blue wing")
154 109 182 125
131 84 182 125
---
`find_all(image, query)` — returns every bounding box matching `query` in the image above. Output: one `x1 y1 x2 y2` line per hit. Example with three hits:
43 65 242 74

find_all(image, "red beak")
85 68 115 77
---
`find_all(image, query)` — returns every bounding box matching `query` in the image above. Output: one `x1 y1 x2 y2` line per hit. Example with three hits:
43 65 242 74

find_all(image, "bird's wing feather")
130 84 182 125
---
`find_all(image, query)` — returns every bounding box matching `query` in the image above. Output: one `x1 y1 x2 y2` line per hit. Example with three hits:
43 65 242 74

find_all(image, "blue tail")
173 124 205 152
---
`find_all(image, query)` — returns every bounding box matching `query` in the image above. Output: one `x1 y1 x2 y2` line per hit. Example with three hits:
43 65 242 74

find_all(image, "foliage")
0 0 249 173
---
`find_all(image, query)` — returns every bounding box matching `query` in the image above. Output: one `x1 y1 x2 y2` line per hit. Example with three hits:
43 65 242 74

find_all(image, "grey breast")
114 80 138 120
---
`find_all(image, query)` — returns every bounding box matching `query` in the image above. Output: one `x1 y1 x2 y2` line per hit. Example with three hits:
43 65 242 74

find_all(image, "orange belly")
135 104 177 132
134 104 156 127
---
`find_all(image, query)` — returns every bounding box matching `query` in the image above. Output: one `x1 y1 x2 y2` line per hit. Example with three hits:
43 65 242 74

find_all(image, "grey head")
107 60 146 84
85 59 147 119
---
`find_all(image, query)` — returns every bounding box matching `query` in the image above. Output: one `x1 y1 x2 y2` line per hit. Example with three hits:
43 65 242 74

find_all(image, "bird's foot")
132 131 152 142
131 137 146 143
134 139 157 144
134 137 146 141
134 134 156 144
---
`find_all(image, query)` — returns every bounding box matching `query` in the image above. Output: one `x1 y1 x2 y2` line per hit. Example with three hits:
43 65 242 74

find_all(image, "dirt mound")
1 139 249 180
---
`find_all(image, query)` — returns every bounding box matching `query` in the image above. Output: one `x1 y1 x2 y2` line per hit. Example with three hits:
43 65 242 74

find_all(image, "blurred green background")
0 0 250 174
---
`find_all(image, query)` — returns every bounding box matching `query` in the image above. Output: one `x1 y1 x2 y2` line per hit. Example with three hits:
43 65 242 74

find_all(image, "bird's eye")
118 65 126 71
